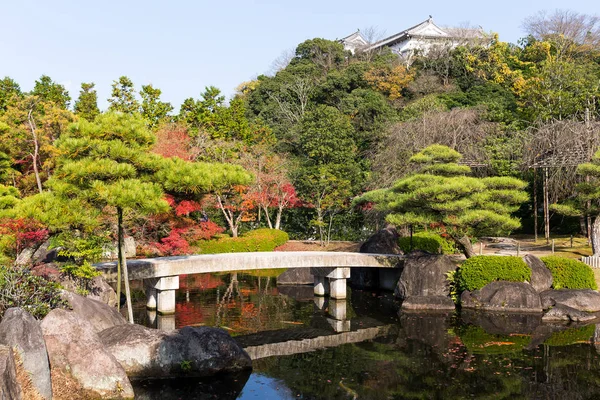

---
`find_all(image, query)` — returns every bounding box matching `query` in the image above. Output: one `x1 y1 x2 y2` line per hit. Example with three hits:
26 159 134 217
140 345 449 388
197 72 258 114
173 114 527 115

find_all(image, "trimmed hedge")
197 228 289 254
456 255 530 292
398 232 456 254
540 256 597 290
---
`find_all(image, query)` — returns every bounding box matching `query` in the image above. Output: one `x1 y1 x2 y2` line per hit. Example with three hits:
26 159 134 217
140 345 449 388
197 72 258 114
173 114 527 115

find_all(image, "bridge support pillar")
145 276 179 315
311 267 350 299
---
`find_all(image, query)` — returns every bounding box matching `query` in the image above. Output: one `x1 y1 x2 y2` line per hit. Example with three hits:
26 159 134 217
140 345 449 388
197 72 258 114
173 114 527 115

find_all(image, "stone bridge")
95 251 404 314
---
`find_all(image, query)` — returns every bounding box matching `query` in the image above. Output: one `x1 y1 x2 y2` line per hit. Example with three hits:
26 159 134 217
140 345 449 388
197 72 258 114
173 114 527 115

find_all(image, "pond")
127 272 600 399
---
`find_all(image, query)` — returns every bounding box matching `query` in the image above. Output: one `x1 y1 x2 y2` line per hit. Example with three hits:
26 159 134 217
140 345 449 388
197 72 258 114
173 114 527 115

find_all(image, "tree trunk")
274 205 283 230
261 205 273 229
27 108 43 194
454 235 476 258
533 169 538 241
592 216 600 257
118 207 134 323
543 168 550 244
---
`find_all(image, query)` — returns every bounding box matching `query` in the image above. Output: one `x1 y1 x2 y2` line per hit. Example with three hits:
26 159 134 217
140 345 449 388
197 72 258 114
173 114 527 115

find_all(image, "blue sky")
1 0 597 111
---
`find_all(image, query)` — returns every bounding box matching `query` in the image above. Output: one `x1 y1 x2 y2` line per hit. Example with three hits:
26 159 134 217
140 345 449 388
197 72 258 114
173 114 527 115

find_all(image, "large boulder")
542 303 597 323
359 227 402 255
401 295 455 312
40 309 134 399
60 290 126 333
523 255 553 292
394 251 456 299
0 345 21 400
461 281 543 313
0 308 52 399
277 268 313 285
540 289 600 312
353 227 403 289
101 324 252 379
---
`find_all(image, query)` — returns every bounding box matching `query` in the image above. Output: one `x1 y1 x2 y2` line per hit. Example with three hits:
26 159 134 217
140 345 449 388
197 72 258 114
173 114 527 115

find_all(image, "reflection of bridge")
235 314 396 360
95 251 404 314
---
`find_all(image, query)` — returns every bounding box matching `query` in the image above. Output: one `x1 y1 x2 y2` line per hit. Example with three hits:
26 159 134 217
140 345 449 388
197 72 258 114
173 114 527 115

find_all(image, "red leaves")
152 123 194 161
175 200 202 216
0 218 49 256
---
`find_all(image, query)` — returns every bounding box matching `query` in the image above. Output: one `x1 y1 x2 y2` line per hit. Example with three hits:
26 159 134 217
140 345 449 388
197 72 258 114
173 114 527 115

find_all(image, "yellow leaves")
364 64 415 100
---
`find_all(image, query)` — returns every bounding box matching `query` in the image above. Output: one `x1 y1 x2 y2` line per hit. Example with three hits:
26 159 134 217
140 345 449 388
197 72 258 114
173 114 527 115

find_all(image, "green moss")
458 325 531 354
197 228 289 254
398 232 456 254
541 256 597 290
544 325 595 347
456 255 530 292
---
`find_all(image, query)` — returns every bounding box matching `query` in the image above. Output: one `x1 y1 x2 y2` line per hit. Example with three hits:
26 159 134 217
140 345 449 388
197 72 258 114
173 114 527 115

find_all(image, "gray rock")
101 324 252 379
540 289 600 312
394 252 456 299
31 240 59 265
353 227 403 289
60 290 126 333
103 237 136 260
360 227 402 255
401 295 455 312
86 276 118 307
277 268 313 285
14 247 36 267
542 304 597 323
0 308 51 399
461 281 543 312
41 309 134 399
523 255 553 292
0 345 21 400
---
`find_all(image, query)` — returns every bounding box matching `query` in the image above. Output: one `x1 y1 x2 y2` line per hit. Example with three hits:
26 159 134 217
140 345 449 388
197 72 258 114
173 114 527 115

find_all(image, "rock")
14 247 37 267
394 251 456 300
461 281 543 313
540 289 600 312
60 290 126 333
31 240 60 265
30 263 61 281
542 304 597 323
353 227 403 289
0 345 21 400
0 308 52 399
86 276 118 307
103 237 136 260
277 268 313 285
401 295 455 312
523 255 553 292
359 227 402 255
101 324 252 379
40 309 134 399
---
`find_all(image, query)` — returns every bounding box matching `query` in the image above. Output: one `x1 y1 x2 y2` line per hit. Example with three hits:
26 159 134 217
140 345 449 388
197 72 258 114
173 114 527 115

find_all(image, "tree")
357 145 528 257
74 82 100 121
522 9 600 58
108 76 139 114
140 84 173 129
295 105 364 245
0 77 21 114
31 75 70 109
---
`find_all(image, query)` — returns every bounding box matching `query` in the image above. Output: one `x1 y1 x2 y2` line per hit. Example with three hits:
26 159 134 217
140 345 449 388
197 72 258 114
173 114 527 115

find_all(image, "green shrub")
544 325 595 347
457 325 531 354
456 255 530 292
0 265 68 319
540 256 597 290
398 232 456 254
197 229 289 254
59 261 101 296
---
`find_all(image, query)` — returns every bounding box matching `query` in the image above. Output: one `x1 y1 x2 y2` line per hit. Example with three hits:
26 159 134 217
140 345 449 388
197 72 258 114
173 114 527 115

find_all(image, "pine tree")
51 112 252 320
140 84 173 129
108 76 139 114
357 145 528 257
74 82 100 121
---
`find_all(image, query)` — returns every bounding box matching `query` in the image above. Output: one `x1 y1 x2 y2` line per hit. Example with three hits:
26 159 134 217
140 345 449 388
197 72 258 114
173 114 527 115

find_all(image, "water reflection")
129 273 600 399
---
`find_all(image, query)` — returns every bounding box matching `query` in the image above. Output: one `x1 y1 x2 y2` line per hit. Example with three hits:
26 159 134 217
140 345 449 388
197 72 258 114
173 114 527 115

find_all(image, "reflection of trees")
252 321 600 399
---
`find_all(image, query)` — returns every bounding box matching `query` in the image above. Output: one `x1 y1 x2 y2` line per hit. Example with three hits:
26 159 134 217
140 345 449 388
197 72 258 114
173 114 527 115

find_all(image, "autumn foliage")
0 218 49 257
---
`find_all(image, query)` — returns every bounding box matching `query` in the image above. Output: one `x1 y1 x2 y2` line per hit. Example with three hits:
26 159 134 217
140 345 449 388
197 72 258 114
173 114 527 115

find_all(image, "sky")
1 0 597 111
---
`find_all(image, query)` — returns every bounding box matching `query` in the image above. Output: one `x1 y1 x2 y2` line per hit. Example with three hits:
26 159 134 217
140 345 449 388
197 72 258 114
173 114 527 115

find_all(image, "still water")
129 272 600 399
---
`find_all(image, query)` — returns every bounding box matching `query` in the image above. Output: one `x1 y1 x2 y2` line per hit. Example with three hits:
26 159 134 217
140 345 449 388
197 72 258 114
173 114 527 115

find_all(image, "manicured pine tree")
51 112 252 321
357 145 528 257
